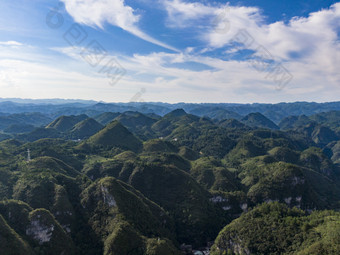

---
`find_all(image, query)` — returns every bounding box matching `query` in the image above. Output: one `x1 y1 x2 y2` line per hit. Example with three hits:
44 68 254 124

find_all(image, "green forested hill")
241 112 279 130
211 202 340 255
0 108 339 254
86 120 143 152
69 118 104 139
46 115 89 132
94 112 121 125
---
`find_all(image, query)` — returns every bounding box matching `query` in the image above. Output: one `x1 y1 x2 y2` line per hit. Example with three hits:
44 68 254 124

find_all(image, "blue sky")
0 0 339 103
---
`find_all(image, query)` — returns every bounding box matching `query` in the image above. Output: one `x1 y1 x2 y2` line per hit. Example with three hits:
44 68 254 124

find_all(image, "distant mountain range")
2 99 340 124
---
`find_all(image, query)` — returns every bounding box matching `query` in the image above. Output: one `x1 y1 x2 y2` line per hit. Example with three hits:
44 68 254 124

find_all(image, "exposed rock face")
229 239 251 255
213 238 251 255
101 185 117 207
26 219 54 245
240 203 248 212
24 209 75 255
292 176 305 185
284 197 292 204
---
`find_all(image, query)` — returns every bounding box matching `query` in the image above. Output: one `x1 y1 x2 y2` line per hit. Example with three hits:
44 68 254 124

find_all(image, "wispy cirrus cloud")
164 0 262 38
165 0 217 28
61 0 178 52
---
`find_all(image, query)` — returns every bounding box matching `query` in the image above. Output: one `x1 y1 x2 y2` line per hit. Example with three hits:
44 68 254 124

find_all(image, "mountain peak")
87 121 142 151
241 112 279 129
46 114 88 132
164 109 187 118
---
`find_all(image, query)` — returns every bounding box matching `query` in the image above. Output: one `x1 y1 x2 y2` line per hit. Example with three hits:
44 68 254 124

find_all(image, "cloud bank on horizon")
0 0 339 103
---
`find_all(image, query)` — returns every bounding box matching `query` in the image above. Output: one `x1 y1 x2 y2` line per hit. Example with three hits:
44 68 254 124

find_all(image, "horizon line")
0 97 339 105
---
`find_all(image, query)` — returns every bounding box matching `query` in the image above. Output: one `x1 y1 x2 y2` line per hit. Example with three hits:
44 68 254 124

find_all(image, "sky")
0 0 339 103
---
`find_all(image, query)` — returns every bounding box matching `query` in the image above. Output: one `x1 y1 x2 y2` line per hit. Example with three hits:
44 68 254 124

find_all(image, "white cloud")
165 0 216 28
164 0 262 37
2 39 340 103
61 0 178 51
1 2 340 103
162 1 340 99
105 50 340 103
0 41 23 46
46 29 340 103
164 1 340 62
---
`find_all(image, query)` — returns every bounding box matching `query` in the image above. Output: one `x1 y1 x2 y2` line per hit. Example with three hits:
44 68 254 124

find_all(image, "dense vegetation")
211 202 340 255
0 100 339 254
